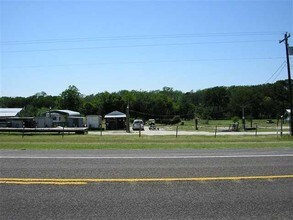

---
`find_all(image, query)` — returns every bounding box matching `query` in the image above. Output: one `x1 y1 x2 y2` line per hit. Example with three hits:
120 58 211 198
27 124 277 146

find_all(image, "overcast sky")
1 0 293 97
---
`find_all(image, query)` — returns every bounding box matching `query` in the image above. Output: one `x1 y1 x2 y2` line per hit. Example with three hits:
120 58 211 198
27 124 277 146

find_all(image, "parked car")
132 119 144 131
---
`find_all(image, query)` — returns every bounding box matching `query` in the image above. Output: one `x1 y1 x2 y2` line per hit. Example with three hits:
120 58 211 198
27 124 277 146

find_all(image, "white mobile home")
40 109 83 127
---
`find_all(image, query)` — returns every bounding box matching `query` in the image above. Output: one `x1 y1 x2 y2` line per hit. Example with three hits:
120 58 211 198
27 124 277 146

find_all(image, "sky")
1 0 293 97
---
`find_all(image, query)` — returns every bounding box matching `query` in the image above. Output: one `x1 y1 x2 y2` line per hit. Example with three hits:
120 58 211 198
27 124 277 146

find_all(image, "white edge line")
0 154 293 159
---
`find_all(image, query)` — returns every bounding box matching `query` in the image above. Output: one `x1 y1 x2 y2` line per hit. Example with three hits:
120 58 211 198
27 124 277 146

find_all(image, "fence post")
281 118 283 136
22 123 25 139
100 123 103 136
277 119 278 136
276 121 278 137
176 126 179 138
255 124 258 136
214 125 217 138
195 118 198 130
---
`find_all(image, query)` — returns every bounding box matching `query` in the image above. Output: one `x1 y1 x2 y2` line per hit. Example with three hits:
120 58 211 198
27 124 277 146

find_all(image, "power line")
1 40 276 53
265 61 286 83
272 64 287 82
2 57 284 69
130 110 193 118
0 31 282 45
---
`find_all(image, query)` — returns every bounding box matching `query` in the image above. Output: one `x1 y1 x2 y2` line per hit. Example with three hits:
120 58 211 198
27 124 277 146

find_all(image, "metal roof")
0 108 23 117
48 110 81 116
105 111 126 118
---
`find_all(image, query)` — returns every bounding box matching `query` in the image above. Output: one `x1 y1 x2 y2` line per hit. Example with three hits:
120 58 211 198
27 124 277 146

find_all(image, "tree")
179 93 195 119
35 91 47 98
83 102 97 115
19 105 37 117
1 80 291 120
59 85 83 112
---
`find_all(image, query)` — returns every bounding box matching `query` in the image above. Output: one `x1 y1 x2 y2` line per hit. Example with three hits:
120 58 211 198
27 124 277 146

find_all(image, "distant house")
0 108 23 127
36 109 83 127
105 111 126 130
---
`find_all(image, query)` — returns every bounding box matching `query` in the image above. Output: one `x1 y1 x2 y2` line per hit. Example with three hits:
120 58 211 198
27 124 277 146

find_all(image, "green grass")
0 133 292 150
158 119 289 132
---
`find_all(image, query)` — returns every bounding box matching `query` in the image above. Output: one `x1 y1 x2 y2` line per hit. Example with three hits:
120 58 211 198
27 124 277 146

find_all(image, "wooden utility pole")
242 107 246 130
126 102 130 133
279 33 293 136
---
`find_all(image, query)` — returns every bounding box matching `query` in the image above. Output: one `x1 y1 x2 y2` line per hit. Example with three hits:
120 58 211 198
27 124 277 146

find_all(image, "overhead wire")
1 40 277 53
2 56 284 69
0 31 282 45
265 61 286 83
130 110 193 118
2 31 287 78
272 64 287 82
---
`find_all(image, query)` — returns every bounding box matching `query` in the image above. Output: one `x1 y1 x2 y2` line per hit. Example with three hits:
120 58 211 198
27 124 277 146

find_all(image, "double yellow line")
1 175 293 185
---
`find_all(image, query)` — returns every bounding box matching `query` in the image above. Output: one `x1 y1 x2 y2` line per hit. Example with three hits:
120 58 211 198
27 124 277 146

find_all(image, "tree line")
0 80 292 121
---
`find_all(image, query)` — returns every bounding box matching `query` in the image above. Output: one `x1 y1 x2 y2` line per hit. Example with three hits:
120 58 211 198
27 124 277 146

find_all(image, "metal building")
104 111 126 130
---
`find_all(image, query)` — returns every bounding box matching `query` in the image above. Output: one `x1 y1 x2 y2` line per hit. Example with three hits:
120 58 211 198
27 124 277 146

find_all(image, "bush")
157 116 181 125
171 116 181 124
231 116 240 123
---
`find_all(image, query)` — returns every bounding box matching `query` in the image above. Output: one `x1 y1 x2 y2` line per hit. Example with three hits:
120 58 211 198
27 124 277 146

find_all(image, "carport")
105 111 126 130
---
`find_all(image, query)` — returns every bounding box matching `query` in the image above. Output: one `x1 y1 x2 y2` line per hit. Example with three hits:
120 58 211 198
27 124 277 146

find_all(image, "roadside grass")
0 133 292 150
159 119 289 132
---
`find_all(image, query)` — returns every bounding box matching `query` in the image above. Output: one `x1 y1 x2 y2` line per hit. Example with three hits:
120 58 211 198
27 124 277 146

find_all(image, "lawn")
158 119 289 133
0 133 292 150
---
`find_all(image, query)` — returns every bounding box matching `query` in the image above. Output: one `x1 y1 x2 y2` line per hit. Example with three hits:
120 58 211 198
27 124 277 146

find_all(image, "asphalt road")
1 148 293 219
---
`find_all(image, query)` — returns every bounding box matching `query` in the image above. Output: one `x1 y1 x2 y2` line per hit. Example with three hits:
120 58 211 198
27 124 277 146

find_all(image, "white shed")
86 115 102 129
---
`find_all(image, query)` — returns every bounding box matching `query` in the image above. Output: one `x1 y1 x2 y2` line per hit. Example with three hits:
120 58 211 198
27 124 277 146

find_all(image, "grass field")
162 119 289 132
0 133 292 150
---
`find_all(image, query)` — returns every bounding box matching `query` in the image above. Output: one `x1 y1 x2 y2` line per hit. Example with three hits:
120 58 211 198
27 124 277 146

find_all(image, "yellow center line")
0 175 293 185
0 181 87 185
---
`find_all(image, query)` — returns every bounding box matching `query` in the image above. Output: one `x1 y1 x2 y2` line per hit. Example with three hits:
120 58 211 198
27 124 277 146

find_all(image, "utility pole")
194 113 198 130
279 32 293 136
126 101 130 133
242 107 246 130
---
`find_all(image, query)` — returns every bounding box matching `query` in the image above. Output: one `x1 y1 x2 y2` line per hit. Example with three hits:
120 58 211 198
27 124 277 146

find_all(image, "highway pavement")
1 148 293 219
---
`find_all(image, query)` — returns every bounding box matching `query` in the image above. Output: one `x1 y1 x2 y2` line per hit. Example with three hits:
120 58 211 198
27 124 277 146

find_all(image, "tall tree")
59 85 83 112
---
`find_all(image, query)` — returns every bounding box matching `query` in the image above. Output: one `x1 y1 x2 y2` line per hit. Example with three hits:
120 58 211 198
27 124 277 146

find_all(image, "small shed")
86 115 102 130
105 111 126 130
